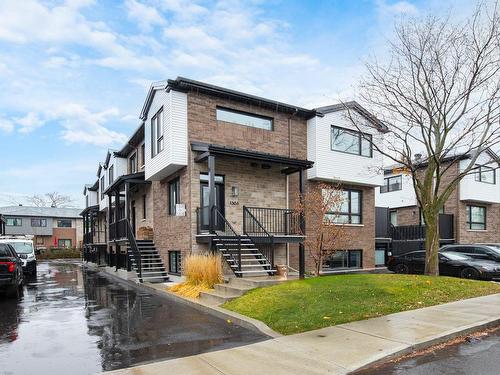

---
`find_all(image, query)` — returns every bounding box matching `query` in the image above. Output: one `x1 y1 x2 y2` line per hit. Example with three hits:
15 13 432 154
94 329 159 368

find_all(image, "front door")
200 179 225 232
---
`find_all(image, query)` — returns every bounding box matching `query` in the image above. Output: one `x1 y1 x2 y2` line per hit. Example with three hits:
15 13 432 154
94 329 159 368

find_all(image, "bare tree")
353 2 500 275
26 192 74 208
295 182 349 276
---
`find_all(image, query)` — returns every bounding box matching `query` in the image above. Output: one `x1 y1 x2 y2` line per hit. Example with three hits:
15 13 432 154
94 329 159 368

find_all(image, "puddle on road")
0 261 267 375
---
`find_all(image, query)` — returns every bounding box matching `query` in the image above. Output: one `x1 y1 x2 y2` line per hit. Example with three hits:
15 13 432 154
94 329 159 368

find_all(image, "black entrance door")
200 180 225 232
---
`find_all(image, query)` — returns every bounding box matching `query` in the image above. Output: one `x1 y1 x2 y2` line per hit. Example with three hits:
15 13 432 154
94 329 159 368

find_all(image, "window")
130 153 137 174
36 236 44 245
6 218 22 226
168 177 180 215
389 210 398 226
323 250 362 270
108 165 114 184
151 108 164 157
142 195 147 219
140 144 145 167
169 250 182 274
100 175 105 200
474 165 496 184
331 126 372 157
380 175 402 193
31 218 47 227
57 239 72 248
57 219 72 228
216 107 273 131
466 205 486 230
324 189 362 224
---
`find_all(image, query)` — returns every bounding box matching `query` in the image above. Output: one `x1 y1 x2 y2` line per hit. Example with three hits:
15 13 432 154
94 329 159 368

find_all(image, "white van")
0 236 37 275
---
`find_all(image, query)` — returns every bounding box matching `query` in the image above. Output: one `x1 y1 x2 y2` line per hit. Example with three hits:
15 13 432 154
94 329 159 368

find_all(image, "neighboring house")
0 214 5 236
375 150 500 253
0 206 83 249
82 77 387 281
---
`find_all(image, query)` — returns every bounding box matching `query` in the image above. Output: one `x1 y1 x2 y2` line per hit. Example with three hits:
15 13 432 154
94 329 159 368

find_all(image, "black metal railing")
83 232 93 245
196 206 208 234
109 219 127 241
211 207 243 274
243 206 300 236
390 224 426 240
125 219 142 281
243 206 275 271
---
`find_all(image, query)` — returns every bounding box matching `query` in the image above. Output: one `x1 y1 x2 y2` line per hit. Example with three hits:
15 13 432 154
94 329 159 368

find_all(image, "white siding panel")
459 155 500 203
375 173 417 208
307 110 384 186
145 89 188 181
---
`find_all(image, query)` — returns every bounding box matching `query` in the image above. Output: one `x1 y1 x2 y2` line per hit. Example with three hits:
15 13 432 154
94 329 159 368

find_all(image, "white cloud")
0 116 14 133
125 0 166 32
376 0 419 16
15 112 45 133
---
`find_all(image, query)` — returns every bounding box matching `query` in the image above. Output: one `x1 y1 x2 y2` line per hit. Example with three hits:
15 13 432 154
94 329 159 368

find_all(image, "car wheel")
30 267 37 276
460 267 479 280
395 263 409 274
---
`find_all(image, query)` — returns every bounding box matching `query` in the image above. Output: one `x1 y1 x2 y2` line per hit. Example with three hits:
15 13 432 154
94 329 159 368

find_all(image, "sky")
0 0 482 208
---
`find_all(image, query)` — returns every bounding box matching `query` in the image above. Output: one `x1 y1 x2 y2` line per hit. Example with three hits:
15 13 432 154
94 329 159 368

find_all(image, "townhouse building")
375 150 500 254
0 206 83 249
82 77 387 281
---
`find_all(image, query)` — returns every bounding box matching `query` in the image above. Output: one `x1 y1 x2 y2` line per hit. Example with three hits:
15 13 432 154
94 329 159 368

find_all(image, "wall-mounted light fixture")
232 186 239 197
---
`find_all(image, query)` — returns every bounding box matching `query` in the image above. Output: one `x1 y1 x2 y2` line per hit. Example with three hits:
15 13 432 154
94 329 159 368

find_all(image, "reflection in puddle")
0 261 267 375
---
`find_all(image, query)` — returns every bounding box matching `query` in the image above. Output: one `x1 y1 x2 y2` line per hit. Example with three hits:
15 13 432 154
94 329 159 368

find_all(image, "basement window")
169 250 181 274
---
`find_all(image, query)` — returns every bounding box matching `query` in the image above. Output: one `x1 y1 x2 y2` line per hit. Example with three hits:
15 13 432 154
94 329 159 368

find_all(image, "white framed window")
151 108 164 157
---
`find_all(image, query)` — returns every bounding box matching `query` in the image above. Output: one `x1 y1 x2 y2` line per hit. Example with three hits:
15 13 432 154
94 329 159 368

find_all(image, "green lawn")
223 274 500 335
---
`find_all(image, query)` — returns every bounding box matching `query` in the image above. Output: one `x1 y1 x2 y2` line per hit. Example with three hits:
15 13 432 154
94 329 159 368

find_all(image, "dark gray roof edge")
316 101 389 133
116 123 145 157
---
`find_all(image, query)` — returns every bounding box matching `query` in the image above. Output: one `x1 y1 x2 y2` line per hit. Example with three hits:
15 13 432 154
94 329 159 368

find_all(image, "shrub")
37 248 81 259
170 253 223 298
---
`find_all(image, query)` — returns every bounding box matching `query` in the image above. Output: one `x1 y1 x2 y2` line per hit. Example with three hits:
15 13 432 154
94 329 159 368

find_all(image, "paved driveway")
0 260 267 375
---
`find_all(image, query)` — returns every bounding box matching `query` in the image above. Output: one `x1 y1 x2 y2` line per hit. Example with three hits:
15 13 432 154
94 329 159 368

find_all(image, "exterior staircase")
128 239 169 283
200 276 284 305
213 235 276 277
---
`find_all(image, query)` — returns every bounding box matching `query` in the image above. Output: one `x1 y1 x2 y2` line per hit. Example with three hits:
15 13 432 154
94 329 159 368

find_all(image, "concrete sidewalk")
103 293 500 375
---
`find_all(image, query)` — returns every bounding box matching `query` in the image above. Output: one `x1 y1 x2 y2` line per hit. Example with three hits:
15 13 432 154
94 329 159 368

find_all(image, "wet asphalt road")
354 329 500 375
0 260 267 375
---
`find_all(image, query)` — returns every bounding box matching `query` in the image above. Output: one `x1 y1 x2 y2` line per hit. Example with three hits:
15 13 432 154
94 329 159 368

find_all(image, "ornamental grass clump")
170 253 223 298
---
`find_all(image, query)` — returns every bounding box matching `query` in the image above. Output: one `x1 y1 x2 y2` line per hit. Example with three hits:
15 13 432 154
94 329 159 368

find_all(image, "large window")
168 177 180 215
169 250 182 274
31 218 47 227
58 239 72 248
6 218 22 226
151 108 164 157
323 250 362 270
57 219 72 228
466 205 486 230
474 165 496 184
324 189 362 224
216 107 273 131
108 165 114 184
380 175 402 193
130 152 137 174
100 175 105 200
331 126 372 157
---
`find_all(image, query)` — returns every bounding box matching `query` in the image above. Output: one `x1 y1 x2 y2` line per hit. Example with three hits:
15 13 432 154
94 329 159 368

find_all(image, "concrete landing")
101 293 500 375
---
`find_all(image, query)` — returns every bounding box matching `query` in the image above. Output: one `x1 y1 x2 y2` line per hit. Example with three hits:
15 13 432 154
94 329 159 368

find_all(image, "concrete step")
228 276 283 288
199 290 240 305
214 283 253 297
230 263 272 268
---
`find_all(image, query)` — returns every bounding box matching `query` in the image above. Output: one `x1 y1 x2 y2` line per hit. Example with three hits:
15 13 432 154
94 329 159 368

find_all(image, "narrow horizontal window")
380 175 402 193
57 219 72 228
6 218 22 226
216 107 273 131
331 126 373 157
31 218 47 227
474 164 496 184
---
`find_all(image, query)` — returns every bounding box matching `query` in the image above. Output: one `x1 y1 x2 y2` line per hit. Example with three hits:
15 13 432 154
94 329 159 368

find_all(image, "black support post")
299 168 306 280
208 154 216 234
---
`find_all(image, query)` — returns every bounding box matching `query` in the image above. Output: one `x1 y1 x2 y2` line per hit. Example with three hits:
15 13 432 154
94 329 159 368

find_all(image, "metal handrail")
125 219 142 281
211 207 242 273
244 206 300 235
243 206 275 271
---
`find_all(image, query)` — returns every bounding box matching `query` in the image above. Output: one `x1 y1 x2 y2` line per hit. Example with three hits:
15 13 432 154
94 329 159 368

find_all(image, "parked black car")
387 250 500 280
440 244 500 262
0 243 24 298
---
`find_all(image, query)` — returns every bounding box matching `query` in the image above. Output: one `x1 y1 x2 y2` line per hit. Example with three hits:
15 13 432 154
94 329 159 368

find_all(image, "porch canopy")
104 171 150 241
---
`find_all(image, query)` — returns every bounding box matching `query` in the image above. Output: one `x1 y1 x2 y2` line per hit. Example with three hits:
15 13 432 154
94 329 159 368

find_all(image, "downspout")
286 109 298 269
